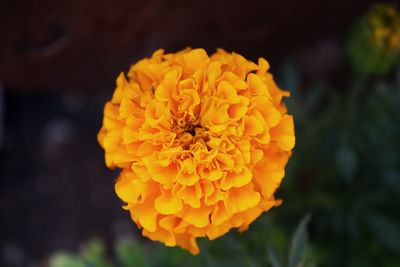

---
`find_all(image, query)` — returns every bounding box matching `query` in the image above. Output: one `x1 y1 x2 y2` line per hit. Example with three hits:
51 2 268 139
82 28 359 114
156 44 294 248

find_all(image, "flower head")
368 3 400 52
98 48 295 254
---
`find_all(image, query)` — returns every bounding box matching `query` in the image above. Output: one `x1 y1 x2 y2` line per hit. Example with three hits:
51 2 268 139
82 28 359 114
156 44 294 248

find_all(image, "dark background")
1 0 395 266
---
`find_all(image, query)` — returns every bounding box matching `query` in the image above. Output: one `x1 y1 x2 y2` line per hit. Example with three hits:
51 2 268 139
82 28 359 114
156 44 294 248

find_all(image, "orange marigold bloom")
98 48 295 255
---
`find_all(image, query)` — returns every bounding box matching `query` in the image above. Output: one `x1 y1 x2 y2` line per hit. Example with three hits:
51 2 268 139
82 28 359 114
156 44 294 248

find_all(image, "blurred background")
1 0 400 266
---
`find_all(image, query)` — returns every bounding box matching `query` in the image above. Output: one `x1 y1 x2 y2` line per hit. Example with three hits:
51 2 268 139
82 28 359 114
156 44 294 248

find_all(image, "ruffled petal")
155 190 183 214
270 115 295 151
224 184 260 213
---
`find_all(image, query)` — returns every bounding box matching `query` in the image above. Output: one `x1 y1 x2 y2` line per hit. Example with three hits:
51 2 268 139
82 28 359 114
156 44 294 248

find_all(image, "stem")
345 73 368 131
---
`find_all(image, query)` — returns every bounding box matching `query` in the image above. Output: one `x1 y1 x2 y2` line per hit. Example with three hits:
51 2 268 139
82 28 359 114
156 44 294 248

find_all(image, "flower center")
171 117 209 150
186 125 200 136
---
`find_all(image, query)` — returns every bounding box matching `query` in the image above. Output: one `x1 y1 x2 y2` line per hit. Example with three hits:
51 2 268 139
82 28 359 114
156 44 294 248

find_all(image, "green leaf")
367 213 400 253
267 244 283 267
49 252 86 267
81 239 114 267
151 244 195 267
115 240 147 267
336 144 358 183
288 214 311 267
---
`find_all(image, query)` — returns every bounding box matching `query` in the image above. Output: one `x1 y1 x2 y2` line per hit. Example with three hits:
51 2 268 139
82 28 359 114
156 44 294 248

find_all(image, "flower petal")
224 184 260 213
270 115 295 151
181 204 213 228
221 167 252 190
155 190 183 214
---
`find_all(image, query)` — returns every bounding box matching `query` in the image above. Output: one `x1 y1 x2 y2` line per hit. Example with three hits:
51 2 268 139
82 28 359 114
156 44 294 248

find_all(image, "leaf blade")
288 214 311 267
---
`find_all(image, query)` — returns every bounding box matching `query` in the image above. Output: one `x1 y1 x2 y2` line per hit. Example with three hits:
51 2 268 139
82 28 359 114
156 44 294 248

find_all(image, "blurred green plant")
49 239 147 267
50 239 113 267
267 214 313 267
281 17 400 266
347 3 400 75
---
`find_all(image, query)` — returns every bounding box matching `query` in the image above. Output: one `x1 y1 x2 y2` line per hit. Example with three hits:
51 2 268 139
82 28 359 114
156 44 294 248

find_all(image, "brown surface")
1 0 373 92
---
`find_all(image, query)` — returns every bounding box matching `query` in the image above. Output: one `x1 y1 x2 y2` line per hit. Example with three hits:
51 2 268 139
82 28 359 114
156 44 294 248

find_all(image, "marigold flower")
98 48 295 255
368 3 400 52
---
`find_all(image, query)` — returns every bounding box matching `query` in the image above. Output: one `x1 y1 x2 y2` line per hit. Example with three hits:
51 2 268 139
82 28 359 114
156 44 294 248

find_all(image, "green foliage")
367 212 400 254
346 3 400 75
267 245 284 267
346 19 399 75
49 240 114 267
50 253 86 267
288 214 311 267
280 49 400 266
115 240 147 267
81 239 114 267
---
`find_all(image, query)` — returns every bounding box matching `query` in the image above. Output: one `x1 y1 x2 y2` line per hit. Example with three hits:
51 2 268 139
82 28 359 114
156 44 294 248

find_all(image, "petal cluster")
368 3 400 52
98 48 295 254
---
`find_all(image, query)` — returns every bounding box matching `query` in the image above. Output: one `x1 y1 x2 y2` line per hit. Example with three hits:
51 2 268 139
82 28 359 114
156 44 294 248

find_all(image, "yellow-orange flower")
98 48 295 255
368 3 400 52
